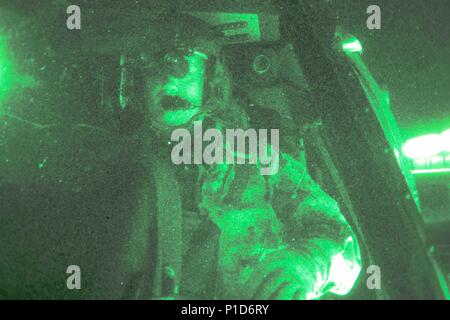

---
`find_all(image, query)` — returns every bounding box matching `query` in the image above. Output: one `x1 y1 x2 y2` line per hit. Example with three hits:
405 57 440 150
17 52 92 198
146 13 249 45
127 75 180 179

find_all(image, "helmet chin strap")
162 107 202 127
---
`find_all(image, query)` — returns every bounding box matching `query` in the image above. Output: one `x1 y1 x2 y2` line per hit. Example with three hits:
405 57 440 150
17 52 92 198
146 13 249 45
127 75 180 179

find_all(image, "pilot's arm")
245 152 362 299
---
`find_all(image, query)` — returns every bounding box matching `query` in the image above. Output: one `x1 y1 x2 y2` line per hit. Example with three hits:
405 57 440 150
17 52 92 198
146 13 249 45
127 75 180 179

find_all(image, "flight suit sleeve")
269 152 362 297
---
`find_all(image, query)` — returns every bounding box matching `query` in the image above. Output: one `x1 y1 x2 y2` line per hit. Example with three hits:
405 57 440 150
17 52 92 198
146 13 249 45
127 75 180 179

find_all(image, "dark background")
336 0 450 140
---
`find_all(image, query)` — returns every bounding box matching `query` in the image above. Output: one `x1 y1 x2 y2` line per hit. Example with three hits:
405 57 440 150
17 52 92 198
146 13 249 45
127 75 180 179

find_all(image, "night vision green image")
0 0 449 300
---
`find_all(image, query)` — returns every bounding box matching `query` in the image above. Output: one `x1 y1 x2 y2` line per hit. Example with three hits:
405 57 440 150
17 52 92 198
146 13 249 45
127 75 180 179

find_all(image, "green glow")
442 129 450 152
402 131 449 159
163 51 207 107
327 237 362 296
162 107 201 126
0 35 14 105
412 168 450 175
342 37 363 54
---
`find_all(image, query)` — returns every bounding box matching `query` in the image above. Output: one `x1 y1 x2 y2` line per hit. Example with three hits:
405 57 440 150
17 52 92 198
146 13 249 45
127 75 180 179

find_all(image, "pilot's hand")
243 249 319 300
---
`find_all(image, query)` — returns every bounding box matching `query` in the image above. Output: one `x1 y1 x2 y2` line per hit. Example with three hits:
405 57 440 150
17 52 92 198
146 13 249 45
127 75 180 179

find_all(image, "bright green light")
0 35 14 104
402 130 450 159
403 134 443 159
342 37 363 54
327 237 361 296
412 168 450 175
442 129 450 152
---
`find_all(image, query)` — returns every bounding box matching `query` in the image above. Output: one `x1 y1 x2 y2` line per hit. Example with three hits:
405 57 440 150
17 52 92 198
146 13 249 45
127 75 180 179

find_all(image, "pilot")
140 13 362 300
0 5 361 300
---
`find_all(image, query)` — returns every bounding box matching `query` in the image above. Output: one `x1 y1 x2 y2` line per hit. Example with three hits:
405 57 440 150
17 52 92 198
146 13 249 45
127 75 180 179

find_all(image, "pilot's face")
147 49 208 129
